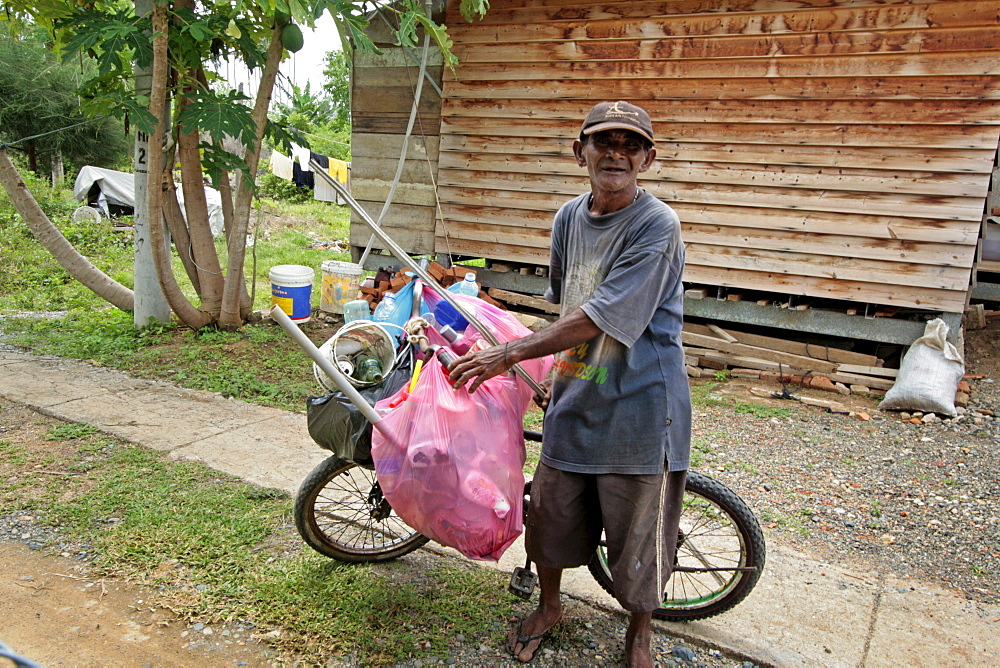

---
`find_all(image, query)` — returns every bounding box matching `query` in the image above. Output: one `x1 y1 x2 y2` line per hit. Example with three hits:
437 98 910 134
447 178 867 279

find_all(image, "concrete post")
132 0 170 327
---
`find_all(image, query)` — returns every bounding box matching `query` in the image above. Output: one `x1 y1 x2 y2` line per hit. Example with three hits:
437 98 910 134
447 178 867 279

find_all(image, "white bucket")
320 260 364 314
313 319 398 391
270 264 313 323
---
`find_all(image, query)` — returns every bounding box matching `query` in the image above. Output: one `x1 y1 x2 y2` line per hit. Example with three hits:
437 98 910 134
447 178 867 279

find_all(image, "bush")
255 172 312 203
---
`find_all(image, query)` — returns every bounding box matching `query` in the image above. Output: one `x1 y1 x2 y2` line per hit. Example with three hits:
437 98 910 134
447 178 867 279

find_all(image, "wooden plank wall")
436 0 1000 313
349 16 444 256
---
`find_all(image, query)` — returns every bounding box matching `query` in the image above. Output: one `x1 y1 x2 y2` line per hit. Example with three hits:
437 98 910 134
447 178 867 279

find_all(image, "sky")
222 14 342 105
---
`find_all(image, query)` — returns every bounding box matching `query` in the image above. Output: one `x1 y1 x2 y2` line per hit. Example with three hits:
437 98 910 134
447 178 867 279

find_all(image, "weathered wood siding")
349 17 444 256
436 0 1000 312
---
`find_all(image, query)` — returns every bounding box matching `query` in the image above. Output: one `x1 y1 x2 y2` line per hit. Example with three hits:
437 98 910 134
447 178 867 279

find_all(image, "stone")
671 645 697 663
808 376 837 392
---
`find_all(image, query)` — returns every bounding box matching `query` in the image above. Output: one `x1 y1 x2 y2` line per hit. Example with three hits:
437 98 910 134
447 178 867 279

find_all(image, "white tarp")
73 166 225 237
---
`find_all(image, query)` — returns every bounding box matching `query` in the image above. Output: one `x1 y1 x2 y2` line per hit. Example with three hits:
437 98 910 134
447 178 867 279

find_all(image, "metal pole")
269 306 387 430
310 160 545 397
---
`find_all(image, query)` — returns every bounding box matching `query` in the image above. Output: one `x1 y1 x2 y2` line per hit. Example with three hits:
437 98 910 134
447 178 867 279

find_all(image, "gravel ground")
690 320 1000 608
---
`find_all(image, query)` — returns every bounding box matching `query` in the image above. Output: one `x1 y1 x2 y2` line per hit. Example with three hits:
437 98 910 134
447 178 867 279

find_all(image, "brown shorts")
525 462 687 612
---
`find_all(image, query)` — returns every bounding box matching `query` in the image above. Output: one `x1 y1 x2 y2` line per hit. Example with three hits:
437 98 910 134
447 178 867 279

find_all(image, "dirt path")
0 543 272 667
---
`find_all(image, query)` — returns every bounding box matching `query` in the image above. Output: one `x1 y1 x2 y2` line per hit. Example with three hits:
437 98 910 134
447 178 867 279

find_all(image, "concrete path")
1 348 997 667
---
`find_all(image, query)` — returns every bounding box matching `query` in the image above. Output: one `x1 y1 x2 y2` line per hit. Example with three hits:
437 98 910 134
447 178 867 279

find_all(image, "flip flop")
507 619 552 663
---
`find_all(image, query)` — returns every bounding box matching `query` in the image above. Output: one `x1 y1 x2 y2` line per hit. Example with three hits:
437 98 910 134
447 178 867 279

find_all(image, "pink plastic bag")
372 357 526 560
371 295 552 561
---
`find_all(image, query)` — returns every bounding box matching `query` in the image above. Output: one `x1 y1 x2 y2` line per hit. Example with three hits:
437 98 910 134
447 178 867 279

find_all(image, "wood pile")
682 322 899 399
358 262 505 313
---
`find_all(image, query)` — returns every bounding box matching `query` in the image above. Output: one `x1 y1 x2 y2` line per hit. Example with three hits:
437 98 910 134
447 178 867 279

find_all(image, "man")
447 101 691 667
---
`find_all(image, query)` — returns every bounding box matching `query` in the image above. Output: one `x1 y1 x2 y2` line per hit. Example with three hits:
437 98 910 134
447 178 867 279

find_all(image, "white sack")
879 318 964 416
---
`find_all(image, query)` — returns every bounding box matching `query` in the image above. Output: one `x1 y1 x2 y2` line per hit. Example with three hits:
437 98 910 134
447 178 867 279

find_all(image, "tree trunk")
51 149 64 187
172 7 223 316
218 167 235 246
218 22 285 329
0 149 134 311
146 0 210 330
162 177 202 294
26 141 37 173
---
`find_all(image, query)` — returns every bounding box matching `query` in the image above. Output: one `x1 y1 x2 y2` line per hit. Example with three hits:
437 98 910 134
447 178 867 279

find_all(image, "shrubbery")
255 172 313 204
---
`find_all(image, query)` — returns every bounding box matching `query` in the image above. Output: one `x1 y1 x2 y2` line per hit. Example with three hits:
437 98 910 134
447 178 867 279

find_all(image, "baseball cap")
580 101 655 145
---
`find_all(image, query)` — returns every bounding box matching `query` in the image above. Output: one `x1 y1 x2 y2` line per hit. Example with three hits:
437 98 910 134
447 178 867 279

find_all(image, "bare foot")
625 611 654 668
507 608 562 663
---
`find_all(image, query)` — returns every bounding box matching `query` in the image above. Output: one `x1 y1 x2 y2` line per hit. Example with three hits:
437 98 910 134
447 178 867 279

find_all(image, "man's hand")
533 377 553 411
447 343 509 393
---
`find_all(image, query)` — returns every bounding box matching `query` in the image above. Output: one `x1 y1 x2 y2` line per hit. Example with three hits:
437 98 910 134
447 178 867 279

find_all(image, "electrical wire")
0 115 110 150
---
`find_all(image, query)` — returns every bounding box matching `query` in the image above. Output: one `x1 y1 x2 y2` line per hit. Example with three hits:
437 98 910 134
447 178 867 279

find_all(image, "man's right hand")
533 378 552 411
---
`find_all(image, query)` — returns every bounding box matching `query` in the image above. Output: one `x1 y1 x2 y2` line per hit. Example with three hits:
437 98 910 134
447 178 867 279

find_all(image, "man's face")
573 129 656 194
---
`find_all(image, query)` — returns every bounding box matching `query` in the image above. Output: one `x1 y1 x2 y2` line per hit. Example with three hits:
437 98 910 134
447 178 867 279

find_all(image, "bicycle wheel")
295 455 429 562
587 470 765 621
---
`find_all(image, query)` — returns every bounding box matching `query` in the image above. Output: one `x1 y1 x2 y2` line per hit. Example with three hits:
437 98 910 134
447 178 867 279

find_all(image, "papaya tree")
0 0 488 330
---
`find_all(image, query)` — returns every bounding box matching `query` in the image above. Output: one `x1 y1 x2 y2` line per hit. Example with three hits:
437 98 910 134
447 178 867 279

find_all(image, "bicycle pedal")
508 566 537 599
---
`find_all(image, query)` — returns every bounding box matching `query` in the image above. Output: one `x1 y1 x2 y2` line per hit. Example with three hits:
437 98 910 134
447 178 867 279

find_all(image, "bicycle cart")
293 426 765 622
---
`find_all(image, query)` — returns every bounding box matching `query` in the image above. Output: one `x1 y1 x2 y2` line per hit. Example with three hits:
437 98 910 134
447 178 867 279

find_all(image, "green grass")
0 440 28 465
45 422 99 440
690 437 713 467
691 381 791 419
2 424 517 664
690 381 729 407
731 401 791 419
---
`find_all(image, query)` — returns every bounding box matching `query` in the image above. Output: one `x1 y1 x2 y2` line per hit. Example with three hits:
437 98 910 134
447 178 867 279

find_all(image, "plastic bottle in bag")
461 469 511 518
372 292 397 324
449 272 479 297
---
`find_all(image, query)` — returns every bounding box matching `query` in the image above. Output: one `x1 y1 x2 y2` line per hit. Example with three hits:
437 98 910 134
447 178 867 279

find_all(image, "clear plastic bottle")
372 292 397 323
449 272 479 297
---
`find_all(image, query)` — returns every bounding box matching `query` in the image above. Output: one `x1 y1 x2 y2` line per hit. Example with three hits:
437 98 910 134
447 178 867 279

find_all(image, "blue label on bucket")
272 283 312 320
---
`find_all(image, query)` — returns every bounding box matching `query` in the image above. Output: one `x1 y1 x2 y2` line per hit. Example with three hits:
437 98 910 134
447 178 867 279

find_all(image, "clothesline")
269 143 351 204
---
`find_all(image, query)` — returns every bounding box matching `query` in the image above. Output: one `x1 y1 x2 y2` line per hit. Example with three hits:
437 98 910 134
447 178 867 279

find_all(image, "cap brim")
582 121 654 145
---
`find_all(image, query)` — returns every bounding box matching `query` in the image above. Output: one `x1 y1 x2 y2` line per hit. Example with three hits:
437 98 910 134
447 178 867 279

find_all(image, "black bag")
306 346 413 467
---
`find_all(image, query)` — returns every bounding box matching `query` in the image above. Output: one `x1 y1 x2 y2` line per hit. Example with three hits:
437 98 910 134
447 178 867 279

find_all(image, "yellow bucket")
320 260 363 314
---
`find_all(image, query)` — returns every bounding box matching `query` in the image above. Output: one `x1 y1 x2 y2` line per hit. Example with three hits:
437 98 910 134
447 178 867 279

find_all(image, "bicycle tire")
294 455 429 563
587 470 765 621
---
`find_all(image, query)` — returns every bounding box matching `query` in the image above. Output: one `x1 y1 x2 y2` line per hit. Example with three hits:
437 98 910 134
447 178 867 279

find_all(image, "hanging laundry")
311 151 329 171
291 143 312 171
315 160 351 204
269 150 293 181
329 159 349 184
292 161 314 189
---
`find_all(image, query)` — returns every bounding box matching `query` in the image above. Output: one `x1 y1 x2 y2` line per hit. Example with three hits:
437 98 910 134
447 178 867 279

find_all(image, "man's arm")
447 307 602 394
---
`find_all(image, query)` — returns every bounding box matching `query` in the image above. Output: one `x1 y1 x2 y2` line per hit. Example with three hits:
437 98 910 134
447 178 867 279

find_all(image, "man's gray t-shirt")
541 191 691 475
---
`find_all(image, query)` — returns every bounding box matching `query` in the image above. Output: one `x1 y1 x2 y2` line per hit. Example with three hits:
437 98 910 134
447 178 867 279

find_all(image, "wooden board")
681 331 840 373
487 288 561 314
352 0 1000 316
683 323 880 366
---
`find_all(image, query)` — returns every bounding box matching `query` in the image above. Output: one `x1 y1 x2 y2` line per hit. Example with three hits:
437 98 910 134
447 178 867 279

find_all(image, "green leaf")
459 0 490 22
412 13 457 69
199 142 252 190
176 89 257 149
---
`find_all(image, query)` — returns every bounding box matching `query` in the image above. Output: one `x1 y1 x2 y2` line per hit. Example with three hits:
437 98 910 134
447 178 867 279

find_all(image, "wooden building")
349 0 1000 342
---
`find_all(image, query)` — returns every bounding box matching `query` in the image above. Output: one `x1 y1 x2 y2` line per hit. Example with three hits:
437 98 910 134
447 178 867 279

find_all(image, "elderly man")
448 100 691 667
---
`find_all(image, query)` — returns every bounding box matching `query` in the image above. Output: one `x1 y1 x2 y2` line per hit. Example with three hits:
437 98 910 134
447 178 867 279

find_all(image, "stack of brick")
358 262 506 314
